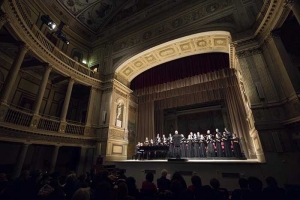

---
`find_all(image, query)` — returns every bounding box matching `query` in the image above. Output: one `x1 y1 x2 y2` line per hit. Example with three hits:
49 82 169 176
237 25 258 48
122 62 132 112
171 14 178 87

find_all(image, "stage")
112 158 258 163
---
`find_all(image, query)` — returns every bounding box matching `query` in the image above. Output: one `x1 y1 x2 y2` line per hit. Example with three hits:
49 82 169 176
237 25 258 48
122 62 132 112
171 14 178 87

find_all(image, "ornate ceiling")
57 0 169 32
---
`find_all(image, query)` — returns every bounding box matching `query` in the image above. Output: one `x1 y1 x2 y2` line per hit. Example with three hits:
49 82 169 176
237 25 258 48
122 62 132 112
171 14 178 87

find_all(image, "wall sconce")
41 15 57 30
82 60 87 64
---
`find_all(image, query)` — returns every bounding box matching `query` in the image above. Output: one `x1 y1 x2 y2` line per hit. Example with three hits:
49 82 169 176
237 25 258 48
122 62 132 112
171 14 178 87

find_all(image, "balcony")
2 0 101 87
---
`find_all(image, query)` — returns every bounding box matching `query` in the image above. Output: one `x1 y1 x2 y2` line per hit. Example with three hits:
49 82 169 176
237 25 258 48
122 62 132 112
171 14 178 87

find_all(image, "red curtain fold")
130 53 229 90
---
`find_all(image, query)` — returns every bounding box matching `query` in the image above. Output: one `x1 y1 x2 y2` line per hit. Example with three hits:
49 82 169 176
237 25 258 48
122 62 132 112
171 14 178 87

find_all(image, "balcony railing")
37 117 60 132
5 0 99 80
1 104 87 136
65 123 85 135
4 107 31 127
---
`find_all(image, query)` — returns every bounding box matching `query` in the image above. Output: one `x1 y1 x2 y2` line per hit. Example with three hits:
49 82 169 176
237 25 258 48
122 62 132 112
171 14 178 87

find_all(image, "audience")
141 172 157 197
262 176 286 200
231 178 252 200
157 169 171 192
1 168 300 200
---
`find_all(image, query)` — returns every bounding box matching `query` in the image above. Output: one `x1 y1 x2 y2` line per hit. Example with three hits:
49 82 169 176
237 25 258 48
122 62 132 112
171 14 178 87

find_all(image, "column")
270 31 300 93
60 78 75 121
32 64 52 115
0 13 8 30
85 87 96 126
77 147 87 174
49 145 60 173
0 43 29 104
286 0 300 24
12 143 30 179
84 87 96 136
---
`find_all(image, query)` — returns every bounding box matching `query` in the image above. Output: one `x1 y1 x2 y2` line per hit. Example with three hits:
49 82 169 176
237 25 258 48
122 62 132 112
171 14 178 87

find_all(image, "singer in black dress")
207 135 215 157
193 134 200 157
222 132 232 157
180 134 186 158
186 135 193 157
199 135 207 157
215 134 223 157
232 133 242 158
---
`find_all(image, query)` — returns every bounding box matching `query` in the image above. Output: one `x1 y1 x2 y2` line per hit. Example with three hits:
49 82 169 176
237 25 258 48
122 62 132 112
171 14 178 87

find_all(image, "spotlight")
61 36 70 45
41 15 57 31
56 30 70 45
82 60 87 64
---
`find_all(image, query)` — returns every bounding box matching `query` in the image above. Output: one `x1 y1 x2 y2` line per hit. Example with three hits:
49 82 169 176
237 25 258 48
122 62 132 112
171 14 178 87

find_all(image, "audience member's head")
126 177 136 187
161 169 168 177
248 176 263 192
117 182 128 199
171 172 182 181
265 176 278 187
171 180 182 195
20 170 30 180
146 172 154 183
210 178 220 189
72 188 90 200
78 173 87 182
191 175 202 187
238 178 248 189
0 173 7 181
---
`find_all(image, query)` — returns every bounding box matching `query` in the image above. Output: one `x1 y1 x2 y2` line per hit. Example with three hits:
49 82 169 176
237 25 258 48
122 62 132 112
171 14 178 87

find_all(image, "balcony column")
49 145 60 173
12 143 30 179
59 78 74 133
285 0 300 24
84 87 96 136
0 13 8 30
77 146 87 174
0 43 30 104
30 65 52 128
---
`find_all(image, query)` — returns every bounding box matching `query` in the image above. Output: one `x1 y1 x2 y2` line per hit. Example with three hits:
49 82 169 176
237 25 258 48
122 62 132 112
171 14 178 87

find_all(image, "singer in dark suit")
173 130 182 159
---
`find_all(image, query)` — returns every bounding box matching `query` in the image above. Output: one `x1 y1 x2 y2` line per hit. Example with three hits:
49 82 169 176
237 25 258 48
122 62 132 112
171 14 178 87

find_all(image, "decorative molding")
0 126 96 147
236 47 263 58
115 31 231 82
115 89 127 99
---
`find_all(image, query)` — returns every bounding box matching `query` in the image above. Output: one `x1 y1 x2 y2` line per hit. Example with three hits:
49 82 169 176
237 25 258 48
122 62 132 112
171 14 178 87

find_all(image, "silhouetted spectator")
210 178 229 200
171 172 187 190
248 176 263 200
72 188 90 200
75 173 89 191
231 178 252 200
13 170 31 200
157 169 171 192
141 172 157 197
116 182 134 200
64 174 77 200
126 177 139 199
262 176 286 200
118 170 127 180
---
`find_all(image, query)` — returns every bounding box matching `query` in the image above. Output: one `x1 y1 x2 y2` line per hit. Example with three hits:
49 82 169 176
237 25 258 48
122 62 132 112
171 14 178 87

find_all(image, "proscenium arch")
115 31 232 82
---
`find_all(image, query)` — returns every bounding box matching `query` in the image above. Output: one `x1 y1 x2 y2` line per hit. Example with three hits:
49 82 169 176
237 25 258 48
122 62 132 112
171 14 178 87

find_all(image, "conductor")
173 130 183 159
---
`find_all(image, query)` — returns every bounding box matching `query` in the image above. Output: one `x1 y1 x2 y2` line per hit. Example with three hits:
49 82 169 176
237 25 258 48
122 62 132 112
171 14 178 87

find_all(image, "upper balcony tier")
1 0 102 88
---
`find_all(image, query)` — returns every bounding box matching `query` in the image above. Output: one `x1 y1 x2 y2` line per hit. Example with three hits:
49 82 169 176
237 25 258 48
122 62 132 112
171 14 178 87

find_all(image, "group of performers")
135 128 243 159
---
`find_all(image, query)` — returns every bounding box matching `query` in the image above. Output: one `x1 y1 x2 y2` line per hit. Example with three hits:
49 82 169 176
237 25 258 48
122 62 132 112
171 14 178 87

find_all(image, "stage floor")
112 158 259 163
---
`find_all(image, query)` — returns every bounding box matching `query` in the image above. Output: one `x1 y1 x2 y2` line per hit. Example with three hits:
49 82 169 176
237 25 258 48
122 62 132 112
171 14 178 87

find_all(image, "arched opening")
112 31 265 162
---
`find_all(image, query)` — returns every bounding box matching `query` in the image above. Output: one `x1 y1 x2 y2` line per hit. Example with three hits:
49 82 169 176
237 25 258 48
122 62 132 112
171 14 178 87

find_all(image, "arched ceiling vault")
115 31 232 83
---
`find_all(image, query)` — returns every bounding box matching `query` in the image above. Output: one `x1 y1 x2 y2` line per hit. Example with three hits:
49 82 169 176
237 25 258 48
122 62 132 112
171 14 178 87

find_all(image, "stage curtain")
225 81 257 159
137 101 155 142
135 68 235 98
154 106 164 136
131 53 230 90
